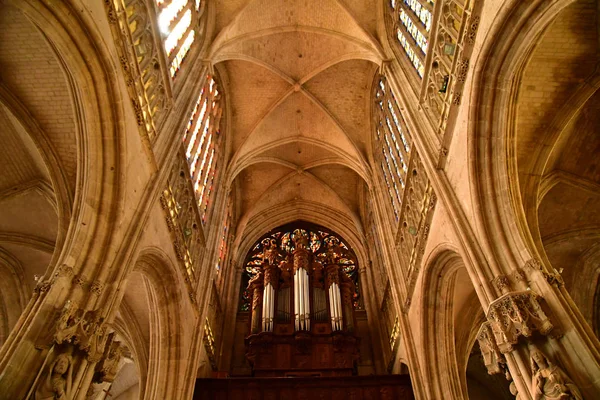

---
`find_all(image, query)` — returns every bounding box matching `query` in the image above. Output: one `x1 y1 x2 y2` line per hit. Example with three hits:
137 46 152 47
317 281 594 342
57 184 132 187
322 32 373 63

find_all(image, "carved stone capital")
74 274 88 288
34 279 54 295
54 302 110 362
513 267 527 283
524 258 542 271
55 264 74 278
487 291 554 353
93 333 125 384
90 281 104 296
493 274 511 294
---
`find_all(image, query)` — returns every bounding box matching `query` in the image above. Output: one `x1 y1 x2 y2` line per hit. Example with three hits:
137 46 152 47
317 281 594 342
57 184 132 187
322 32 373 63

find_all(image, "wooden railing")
194 375 415 399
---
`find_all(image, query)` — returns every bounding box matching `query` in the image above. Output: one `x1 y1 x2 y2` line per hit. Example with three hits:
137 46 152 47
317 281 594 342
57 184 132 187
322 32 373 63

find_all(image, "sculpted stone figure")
35 352 73 400
530 345 582 400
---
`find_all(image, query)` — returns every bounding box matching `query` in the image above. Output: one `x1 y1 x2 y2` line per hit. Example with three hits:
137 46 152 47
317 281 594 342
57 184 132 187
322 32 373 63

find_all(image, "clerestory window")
373 76 412 221
182 74 224 225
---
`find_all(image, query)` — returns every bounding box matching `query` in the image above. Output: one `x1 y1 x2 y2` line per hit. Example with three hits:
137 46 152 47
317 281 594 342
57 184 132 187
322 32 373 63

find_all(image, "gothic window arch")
373 75 413 222
384 0 479 134
386 0 434 78
154 0 207 78
181 74 224 225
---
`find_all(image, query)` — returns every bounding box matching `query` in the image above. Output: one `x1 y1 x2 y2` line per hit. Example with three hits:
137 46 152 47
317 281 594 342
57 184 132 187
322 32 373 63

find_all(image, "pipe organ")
243 223 361 377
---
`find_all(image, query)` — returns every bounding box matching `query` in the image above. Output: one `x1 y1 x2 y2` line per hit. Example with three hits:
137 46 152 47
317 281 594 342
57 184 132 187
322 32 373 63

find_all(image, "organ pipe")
329 282 342 331
262 283 274 332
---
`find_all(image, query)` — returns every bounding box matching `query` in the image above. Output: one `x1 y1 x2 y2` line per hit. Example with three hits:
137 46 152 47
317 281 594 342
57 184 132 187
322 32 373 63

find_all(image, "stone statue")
530 345 582 400
35 352 74 400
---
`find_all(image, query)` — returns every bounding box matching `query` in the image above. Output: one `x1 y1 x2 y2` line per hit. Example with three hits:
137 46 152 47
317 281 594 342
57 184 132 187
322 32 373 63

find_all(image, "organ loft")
0 0 599 399
243 225 360 377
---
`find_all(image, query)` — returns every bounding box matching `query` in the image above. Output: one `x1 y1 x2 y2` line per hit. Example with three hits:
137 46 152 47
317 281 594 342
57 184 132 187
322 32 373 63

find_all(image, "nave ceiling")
208 0 383 236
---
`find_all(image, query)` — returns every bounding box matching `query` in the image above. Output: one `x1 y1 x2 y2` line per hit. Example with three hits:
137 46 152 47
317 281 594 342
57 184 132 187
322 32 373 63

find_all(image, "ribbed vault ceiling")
211 0 381 232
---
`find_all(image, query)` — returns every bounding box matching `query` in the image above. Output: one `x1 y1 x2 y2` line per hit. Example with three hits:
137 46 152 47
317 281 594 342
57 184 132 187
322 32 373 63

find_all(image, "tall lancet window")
387 0 434 78
240 222 359 335
385 0 479 132
181 74 224 225
373 76 412 221
154 0 207 78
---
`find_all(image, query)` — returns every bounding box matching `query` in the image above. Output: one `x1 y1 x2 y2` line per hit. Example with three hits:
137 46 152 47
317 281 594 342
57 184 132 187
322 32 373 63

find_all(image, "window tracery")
388 0 433 77
154 0 205 78
385 0 480 143
182 75 224 225
371 75 436 309
374 77 412 221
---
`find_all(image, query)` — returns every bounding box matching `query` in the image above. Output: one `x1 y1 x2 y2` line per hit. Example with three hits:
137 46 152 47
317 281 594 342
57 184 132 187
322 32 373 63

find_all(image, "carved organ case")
241 222 361 377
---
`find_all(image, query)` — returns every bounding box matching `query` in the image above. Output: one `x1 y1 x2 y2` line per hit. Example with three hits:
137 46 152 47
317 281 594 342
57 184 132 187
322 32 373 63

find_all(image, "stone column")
477 261 598 399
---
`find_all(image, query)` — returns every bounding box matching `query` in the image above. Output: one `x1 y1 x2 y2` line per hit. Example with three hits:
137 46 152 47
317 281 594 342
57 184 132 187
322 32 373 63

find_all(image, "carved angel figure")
35 352 73 400
530 346 582 400
263 238 280 265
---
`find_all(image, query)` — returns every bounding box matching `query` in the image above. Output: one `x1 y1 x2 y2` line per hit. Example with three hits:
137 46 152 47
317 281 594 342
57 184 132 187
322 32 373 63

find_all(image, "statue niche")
241 222 361 377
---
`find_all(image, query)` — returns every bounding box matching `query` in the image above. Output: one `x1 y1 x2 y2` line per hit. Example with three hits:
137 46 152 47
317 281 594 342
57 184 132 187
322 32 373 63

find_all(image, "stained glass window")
182 75 224 226
374 76 412 221
388 0 434 77
154 0 205 78
239 222 360 311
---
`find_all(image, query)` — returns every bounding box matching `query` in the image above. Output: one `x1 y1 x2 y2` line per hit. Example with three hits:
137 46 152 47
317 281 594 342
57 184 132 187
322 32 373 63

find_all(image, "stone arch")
121 247 187 400
0 2 126 391
419 247 509 399
468 3 600 389
467 0 585 273
10 0 125 280
0 249 28 346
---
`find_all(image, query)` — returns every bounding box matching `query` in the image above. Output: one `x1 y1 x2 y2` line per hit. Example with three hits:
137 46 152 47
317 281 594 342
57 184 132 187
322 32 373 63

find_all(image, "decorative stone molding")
55 264 74 278
54 302 110 362
524 258 542 271
456 58 470 83
34 279 53 295
103 0 174 142
487 291 554 353
476 321 505 375
90 281 104 296
493 274 511 294
397 152 436 311
467 16 480 45
162 159 207 288
93 332 125 384
524 258 565 287
513 267 527 283
74 274 88 288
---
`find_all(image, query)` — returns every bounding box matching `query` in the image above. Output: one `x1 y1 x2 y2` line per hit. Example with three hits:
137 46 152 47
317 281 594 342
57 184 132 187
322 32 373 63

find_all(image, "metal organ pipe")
303 268 310 331
329 282 342 331
262 283 274 332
